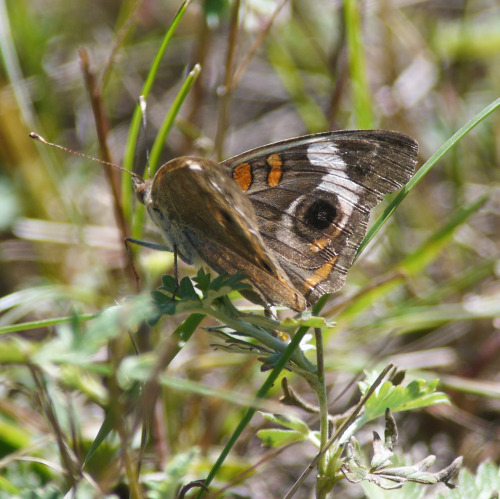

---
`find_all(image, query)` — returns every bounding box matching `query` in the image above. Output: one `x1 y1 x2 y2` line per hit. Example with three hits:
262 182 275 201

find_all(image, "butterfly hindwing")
222 130 418 302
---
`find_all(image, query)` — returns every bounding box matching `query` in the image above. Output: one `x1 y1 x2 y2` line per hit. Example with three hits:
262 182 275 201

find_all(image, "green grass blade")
0 314 96 335
149 64 201 176
333 194 488 324
407 260 495 308
0 476 20 495
344 0 374 128
121 0 192 220
83 384 142 467
84 312 203 465
266 38 328 133
197 325 312 497
368 299 500 335
356 96 500 258
132 64 201 239
400 194 488 275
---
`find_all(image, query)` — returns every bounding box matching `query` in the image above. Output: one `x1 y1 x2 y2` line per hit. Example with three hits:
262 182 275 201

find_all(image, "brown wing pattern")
222 130 418 302
147 157 306 310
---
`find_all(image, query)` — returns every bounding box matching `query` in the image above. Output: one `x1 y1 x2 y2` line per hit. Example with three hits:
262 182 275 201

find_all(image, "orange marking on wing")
305 255 338 291
233 163 252 191
309 236 330 254
266 153 283 187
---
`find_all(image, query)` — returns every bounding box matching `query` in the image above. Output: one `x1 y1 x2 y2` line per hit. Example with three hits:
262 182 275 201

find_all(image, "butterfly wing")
222 130 418 303
144 157 307 310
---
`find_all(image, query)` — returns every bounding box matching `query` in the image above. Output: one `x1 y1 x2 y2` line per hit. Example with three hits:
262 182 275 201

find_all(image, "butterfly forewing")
222 130 418 302
145 157 306 310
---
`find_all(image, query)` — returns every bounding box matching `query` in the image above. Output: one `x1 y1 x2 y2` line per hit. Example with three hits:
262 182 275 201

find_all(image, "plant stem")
284 364 395 498
207 307 317 378
314 327 331 499
314 328 329 478
196 324 312 498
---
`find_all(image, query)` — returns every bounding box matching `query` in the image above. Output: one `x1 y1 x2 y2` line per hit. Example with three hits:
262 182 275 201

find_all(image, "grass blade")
344 0 374 128
357 96 500 258
121 0 192 220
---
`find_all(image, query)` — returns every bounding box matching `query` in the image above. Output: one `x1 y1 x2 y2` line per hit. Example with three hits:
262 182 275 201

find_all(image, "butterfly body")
135 130 418 311
136 157 306 310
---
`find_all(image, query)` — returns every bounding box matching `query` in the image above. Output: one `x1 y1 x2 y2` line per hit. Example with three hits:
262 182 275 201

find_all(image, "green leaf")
144 448 200 496
362 378 450 419
257 429 305 448
161 274 177 292
437 461 500 499
257 412 321 449
33 295 154 368
193 268 211 293
175 313 205 344
207 328 273 355
371 431 394 469
341 375 449 444
259 412 310 434
153 272 252 317
208 272 251 295
342 426 462 492
178 276 200 300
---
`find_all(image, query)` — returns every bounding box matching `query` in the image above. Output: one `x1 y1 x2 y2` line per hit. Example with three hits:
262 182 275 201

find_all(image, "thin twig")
79 49 138 286
98 0 144 91
29 366 81 490
228 0 290 92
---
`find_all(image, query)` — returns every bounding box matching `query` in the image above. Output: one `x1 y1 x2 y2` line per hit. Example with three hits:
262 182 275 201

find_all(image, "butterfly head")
133 176 151 205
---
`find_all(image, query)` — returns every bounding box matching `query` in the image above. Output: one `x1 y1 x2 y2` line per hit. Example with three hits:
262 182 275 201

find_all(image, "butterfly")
132 130 418 311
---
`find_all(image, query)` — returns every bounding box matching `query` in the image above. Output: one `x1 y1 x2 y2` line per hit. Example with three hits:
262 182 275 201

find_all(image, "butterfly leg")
263 306 280 337
125 237 179 301
265 306 278 321
172 244 179 301
125 237 172 252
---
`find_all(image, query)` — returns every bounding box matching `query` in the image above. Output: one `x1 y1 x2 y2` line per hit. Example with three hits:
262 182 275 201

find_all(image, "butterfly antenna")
29 132 144 181
138 95 151 178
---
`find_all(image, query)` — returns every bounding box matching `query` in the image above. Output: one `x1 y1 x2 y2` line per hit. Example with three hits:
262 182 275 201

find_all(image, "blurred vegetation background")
0 0 499 497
